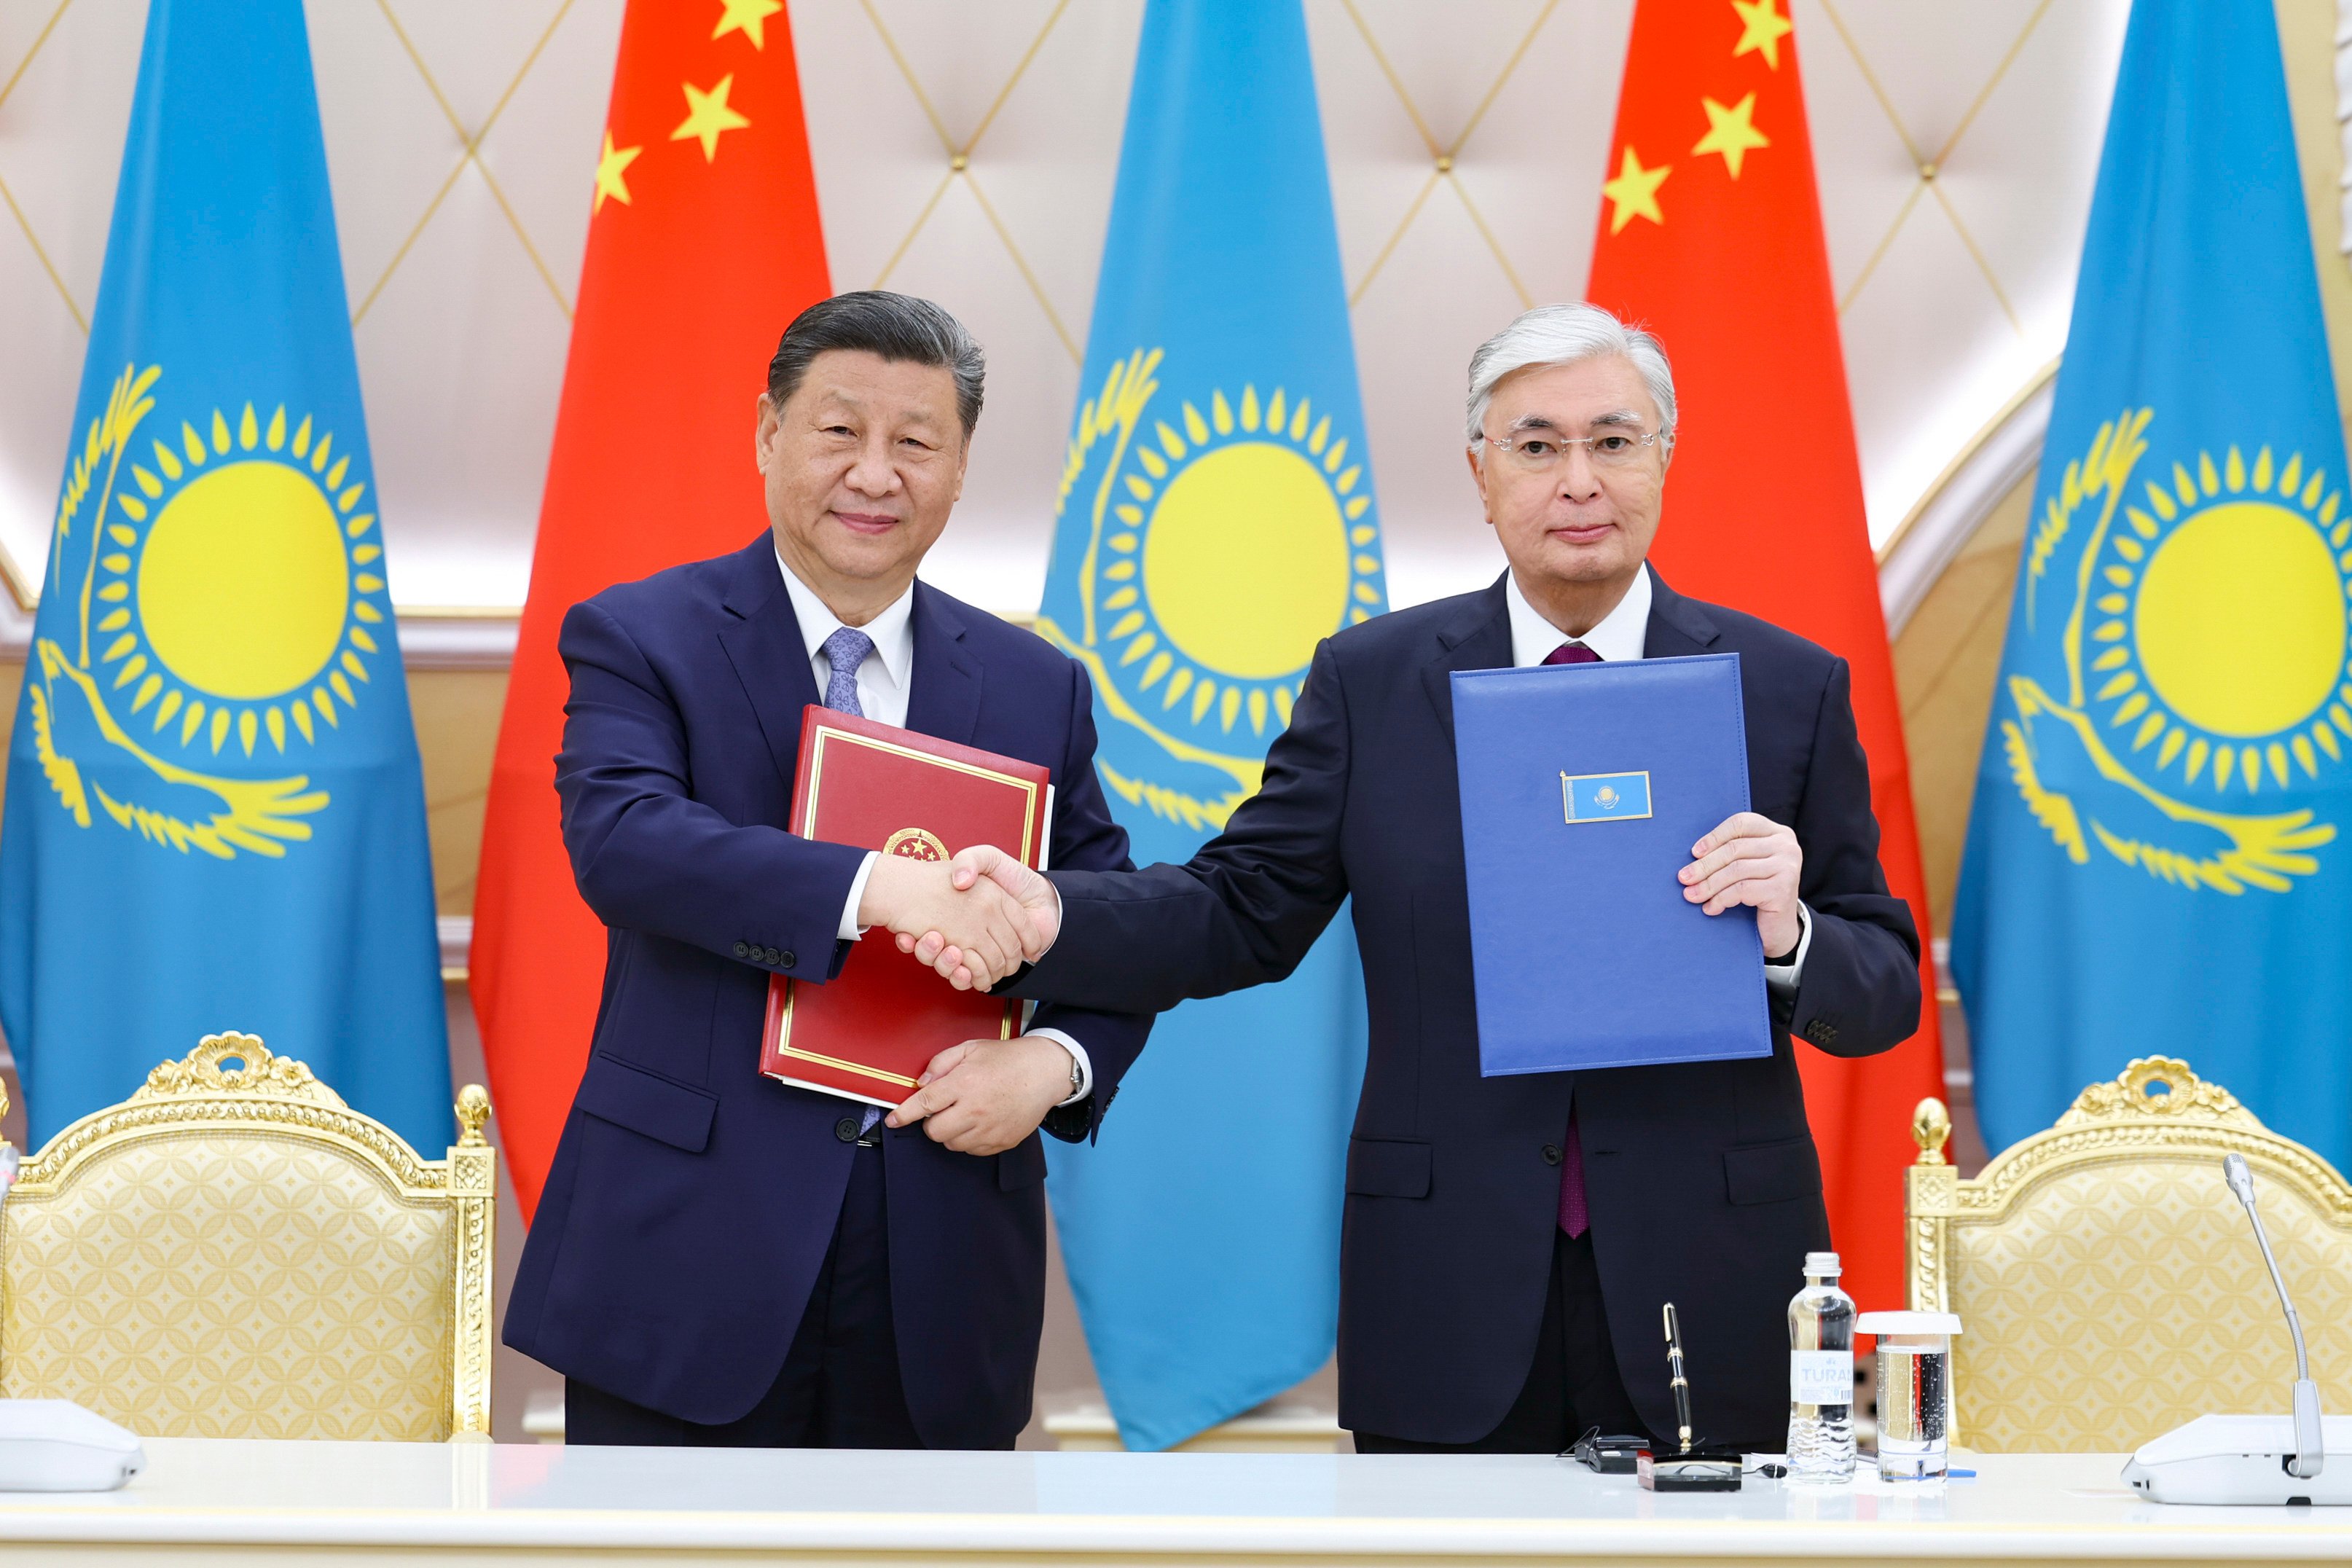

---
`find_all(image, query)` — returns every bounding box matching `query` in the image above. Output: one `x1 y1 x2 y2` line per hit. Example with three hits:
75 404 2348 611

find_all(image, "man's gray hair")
1464 302 1676 446
767 290 987 436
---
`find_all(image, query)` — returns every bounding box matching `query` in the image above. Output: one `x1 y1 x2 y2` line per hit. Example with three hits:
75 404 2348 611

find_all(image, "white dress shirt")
777 550 1091 1102
1506 564 1812 979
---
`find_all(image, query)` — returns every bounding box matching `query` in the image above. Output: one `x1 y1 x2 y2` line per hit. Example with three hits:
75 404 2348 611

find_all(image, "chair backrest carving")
1907 1057 2352 1453
0 1033 495 1440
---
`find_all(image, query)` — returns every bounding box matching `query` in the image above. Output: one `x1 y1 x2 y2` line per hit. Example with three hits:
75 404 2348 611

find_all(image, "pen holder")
1637 1447 1743 1492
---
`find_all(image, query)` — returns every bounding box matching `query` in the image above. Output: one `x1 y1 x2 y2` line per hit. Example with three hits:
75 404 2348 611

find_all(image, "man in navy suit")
917 304 1921 1454
503 292 1152 1449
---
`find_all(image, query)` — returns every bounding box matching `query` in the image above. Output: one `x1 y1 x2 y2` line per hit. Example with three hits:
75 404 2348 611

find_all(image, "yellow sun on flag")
2085 442 2352 793
97 399 384 758
1094 380 1380 737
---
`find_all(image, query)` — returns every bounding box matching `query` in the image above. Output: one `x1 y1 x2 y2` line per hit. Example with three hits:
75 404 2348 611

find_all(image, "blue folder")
1451 652 1771 1075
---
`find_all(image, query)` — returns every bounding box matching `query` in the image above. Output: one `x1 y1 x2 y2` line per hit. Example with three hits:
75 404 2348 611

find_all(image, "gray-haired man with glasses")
929 302 1921 1454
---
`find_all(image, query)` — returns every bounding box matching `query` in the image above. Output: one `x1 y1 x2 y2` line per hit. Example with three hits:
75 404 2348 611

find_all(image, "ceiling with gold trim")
0 0 2130 623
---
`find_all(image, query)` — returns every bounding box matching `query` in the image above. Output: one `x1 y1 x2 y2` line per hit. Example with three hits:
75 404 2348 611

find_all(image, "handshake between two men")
848 847 1063 1157
852 810 1808 1156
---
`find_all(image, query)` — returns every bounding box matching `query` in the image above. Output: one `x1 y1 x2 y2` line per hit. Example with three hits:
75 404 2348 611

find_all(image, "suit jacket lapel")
716 536 825 795
1642 567 1724 659
1421 574 1514 742
904 581 982 748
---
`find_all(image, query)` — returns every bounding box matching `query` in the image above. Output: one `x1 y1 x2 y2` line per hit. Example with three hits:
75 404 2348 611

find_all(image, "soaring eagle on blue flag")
1953 0 2352 1168
0 0 450 1152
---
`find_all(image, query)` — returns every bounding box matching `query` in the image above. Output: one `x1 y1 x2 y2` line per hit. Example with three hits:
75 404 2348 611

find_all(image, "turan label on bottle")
1790 1350 1851 1403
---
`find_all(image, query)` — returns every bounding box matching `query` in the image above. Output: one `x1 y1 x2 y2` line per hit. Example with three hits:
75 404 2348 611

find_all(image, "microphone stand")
2225 1152 2324 1479
2119 1151 2345 1502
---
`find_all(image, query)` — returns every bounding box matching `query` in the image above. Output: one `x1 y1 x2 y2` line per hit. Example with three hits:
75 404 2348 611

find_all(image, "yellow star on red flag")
1730 0 1793 69
1693 93 1770 179
1602 146 1671 234
594 132 642 212
671 75 752 162
713 0 783 50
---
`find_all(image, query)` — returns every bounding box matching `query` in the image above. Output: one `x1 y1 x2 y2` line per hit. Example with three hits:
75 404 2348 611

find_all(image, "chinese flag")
1585 0 1943 1315
471 0 830 1215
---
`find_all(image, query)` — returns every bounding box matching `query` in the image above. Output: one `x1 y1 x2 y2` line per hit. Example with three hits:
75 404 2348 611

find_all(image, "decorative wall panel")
0 0 2134 621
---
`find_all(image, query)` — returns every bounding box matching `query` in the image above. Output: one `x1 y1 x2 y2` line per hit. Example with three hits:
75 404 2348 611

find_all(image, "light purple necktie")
820 625 874 719
1544 640 1600 1236
820 624 886 1134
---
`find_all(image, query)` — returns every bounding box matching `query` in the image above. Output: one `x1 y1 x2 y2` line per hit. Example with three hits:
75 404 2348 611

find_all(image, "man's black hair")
765 291 985 436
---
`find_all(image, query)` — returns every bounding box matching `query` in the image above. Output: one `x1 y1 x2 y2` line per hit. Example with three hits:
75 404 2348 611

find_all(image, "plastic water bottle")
1786 1250 1857 1481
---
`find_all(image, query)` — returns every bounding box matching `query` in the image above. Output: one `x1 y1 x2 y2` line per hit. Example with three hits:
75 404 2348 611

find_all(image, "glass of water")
1855 1312 1963 1481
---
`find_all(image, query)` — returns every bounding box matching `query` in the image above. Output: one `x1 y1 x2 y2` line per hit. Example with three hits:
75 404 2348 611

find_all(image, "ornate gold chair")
0 1032 495 1440
1908 1056 2352 1453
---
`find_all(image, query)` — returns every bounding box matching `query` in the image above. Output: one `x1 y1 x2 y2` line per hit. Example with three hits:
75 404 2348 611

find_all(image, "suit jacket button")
834 1116 861 1142
778 949 796 969
733 941 750 958
1541 1143 1564 1166
762 946 780 965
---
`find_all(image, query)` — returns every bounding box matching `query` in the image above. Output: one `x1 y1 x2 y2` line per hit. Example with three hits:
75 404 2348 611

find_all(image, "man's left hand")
884 1035 1073 1154
1682 812 1803 959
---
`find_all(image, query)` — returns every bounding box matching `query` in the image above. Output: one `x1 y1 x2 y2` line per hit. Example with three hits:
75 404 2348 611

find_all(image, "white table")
1 1440 2349 1564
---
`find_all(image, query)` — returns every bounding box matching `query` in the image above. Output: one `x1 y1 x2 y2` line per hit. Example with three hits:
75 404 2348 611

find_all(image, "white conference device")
0 1402 145 1491
2123 1152 2351 1504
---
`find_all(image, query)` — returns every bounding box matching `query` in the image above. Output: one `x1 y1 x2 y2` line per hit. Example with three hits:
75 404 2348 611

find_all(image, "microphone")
2123 1154 2348 1504
2224 1153 2324 1479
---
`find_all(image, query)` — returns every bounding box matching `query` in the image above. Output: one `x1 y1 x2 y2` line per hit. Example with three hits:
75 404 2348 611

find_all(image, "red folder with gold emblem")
760 707 1054 1108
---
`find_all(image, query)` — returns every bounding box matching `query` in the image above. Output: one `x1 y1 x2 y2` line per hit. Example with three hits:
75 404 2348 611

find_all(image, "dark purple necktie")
1543 640 1600 1236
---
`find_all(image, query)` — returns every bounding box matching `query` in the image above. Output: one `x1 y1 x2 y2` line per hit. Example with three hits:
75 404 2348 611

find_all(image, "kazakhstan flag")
0 0 450 1151
1038 0 1381 1451
1951 0 2352 1162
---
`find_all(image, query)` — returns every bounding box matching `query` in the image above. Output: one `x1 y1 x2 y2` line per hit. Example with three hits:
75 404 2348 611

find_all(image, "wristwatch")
1067 1048 1083 1100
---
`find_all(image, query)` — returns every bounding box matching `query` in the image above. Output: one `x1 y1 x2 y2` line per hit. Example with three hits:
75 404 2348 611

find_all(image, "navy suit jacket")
503 536 1153 1446
1014 571 1920 1448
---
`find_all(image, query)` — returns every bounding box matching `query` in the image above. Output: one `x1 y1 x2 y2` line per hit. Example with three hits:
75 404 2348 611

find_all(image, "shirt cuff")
837 851 881 943
1039 878 1064 960
1024 1026 1091 1106
1763 901 1813 983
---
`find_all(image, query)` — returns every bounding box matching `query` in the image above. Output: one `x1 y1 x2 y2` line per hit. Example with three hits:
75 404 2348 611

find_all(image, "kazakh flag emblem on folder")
1037 0 1381 1451
1952 0 2352 1165
0 0 450 1151
1564 772 1653 824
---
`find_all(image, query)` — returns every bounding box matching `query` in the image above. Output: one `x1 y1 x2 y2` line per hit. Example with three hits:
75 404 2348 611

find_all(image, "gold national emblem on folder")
1561 769 1654 823
882 827 949 861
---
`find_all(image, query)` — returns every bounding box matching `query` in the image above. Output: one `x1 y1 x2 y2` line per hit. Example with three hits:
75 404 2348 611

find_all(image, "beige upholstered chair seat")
0 1033 495 1440
1908 1057 2352 1453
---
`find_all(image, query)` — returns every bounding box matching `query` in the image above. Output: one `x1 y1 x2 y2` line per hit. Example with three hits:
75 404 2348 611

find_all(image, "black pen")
1662 1302 1693 1454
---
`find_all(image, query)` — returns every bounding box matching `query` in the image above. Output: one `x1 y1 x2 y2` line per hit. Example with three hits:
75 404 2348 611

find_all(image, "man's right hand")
857 852 1046 989
898 844 1059 989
